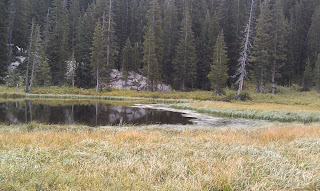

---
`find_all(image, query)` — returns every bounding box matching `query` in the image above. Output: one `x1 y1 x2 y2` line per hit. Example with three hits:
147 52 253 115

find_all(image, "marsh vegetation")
1 86 320 190
1 123 320 190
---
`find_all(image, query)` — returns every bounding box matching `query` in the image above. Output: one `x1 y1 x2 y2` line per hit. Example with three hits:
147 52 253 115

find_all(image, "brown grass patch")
257 125 320 142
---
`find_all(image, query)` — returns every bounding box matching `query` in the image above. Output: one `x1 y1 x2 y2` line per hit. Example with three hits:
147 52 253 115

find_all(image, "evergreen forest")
1 0 320 95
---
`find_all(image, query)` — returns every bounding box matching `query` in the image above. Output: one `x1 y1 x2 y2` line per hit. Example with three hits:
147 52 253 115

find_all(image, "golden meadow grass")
0 123 320 190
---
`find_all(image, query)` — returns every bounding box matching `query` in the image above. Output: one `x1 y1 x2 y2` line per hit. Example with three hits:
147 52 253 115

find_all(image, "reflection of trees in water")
98 105 148 124
65 105 75 125
0 101 192 126
106 106 148 124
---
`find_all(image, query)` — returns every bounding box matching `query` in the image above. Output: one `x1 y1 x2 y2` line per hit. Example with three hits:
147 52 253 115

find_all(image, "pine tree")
315 54 320 93
28 24 42 92
290 2 313 80
113 0 132 53
251 1 272 93
8 0 28 51
142 18 159 91
121 38 134 78
149 0 163 71
284 9 299 86
70 0 81 53
188 0 206 39
91 20 105 92
103 0 118 87
162 0 179 85
172 8 197 91
75 7 95 88
69 0 81 87
142 0 162 91
26 0 47 27
47 0 70 86
208 30 229 96
0 1 8 83
128 0 147 55
308 5 320 64
302 58 313 91
269 0 288 94
221 0 243 85
37 51 51 87
196 11 219 90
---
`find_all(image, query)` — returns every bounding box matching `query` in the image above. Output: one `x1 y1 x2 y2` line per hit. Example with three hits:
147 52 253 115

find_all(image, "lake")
0 100 194 126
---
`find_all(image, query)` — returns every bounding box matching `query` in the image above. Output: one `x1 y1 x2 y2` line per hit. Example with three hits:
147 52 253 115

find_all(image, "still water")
0 100 194 126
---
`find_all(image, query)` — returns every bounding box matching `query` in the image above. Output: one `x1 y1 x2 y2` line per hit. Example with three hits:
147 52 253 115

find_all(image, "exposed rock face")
8 56 26 72
110 69 172 92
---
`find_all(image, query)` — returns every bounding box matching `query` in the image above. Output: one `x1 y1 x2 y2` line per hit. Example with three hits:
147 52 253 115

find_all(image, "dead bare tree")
235 0 254 99
43 8 50 49
25 18 35 93
29 25 41 92
7 8 15 64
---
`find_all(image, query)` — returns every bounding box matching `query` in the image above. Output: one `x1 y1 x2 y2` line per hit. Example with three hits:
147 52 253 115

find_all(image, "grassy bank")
1 123 320 190
0 85 209 101
1 85 320 105
172 103 320 123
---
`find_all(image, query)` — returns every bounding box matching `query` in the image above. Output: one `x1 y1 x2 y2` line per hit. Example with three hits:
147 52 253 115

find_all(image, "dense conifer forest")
1 0 320 94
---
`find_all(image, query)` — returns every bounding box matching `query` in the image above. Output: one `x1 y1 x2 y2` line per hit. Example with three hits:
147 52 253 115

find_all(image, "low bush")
224 90 237 102
239 90 252 101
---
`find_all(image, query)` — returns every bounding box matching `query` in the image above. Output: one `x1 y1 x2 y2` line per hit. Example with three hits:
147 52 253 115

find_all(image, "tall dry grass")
0 123 319 190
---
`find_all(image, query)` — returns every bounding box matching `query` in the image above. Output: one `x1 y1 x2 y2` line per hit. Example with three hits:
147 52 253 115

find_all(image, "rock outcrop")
110 69 171 92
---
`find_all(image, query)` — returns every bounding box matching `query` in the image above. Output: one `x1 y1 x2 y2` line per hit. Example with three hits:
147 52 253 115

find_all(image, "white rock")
109 69 171 92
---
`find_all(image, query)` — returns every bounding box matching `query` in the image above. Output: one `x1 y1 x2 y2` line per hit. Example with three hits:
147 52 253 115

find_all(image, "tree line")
0 0 320 94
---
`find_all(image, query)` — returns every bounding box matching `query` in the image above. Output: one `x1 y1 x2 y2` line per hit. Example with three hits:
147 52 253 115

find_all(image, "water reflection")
0 100 193 126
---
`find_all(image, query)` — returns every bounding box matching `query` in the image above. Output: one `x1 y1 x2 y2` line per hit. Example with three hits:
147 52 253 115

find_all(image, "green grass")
0 123 320 190
0 85 212 101
171 103 320 123
1 85 320 104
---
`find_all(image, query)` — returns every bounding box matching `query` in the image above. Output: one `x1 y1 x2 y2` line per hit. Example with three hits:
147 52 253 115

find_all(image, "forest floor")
0 123 320 190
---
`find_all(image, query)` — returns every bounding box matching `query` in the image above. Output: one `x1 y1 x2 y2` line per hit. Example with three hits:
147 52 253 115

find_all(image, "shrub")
224 91 236 102
239 90 252 101
26 122 38 132
290 84 301 91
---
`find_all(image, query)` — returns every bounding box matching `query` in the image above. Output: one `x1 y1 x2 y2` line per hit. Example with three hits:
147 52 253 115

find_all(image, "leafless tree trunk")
44 9 50 49
147 33 151 91
105 0 113 90
95 103 98 126
25 18 35 93
29 26 41 92
236 0 254 99
258 60 264 93
71 52 76 88
28 100 33 122
181 11 188 92
96 60 99 92
24 100 28 123
271 33 278 94
7 6 15 63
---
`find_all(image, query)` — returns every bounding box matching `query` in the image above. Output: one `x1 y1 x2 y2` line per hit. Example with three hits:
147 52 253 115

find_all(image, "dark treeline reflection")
0 101 193 126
